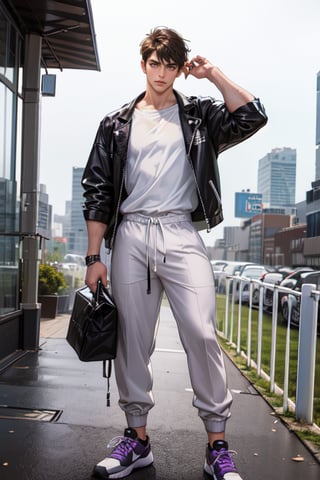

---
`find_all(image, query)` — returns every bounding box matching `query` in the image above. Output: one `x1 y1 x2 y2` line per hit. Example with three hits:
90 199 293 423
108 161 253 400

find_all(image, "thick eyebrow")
166 61 178 68
149 58 161 65
148 58 178 68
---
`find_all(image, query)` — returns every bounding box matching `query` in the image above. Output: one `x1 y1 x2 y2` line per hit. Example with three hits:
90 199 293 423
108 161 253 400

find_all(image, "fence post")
256 284 264 376
224 279 230 338
269 285 279 393
283 295 292 413
236 281 243 354
296 283 318 424
247 283 253 368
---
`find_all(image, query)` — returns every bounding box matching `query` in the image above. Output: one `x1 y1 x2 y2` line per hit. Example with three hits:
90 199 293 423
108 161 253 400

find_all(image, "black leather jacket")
82 90 267 248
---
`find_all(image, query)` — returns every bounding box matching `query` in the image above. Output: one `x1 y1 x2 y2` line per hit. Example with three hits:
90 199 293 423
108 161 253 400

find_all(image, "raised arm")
184 55 254 112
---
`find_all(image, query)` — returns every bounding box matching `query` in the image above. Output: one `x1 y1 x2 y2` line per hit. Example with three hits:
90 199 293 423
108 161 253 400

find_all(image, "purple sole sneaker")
204 440 243 480
93 428 153 479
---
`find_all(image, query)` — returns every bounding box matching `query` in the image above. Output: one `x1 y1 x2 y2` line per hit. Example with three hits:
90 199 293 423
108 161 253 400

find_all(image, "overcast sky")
39 0 320 244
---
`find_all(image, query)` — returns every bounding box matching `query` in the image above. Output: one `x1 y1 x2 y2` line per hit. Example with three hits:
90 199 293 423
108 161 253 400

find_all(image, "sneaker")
93 428 153 479
204 440 243 480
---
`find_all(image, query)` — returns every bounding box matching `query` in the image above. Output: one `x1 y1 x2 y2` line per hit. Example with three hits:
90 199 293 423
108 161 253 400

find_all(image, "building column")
20 33 42 349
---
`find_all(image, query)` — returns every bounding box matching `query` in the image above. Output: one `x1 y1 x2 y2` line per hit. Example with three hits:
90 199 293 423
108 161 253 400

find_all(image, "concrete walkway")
0 305 319 479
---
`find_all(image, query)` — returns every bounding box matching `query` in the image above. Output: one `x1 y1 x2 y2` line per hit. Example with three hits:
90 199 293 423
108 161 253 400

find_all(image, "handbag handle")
93 280 108 305
94 279 103 299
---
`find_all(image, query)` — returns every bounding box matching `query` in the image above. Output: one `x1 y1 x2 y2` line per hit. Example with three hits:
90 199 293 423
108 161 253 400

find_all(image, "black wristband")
85 254 101 266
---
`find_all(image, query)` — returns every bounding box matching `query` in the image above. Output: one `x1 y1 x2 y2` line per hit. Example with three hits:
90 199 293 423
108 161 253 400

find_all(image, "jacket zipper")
186 119 211 232
108 166 125 251
208 179 222 215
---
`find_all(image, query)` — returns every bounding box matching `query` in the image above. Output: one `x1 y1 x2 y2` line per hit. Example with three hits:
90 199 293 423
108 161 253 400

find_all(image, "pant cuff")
125 413 149 429
202 418 227 433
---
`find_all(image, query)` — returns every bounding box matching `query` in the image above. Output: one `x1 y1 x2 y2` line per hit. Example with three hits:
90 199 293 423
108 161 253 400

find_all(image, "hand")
85 261 108 293
183 55 214 79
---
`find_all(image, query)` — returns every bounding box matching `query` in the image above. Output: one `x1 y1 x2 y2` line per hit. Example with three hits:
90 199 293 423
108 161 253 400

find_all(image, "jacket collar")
117 89 197 123
174 90 197 114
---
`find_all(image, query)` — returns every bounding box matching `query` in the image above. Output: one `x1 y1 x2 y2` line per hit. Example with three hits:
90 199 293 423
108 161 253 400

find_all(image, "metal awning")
6 0 100 71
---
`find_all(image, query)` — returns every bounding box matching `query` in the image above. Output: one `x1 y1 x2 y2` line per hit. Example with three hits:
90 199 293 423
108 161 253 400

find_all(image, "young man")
82 27 267 480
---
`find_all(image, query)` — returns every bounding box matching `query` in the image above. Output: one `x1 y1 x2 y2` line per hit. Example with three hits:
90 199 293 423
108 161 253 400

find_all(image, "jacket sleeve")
81 120 114 225
204 98 268 154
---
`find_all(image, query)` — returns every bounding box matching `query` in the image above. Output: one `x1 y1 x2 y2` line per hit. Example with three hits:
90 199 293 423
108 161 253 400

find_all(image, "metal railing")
216 275 319 427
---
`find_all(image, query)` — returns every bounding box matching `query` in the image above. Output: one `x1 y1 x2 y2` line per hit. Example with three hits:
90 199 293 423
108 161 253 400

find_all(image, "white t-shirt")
120 104 198 215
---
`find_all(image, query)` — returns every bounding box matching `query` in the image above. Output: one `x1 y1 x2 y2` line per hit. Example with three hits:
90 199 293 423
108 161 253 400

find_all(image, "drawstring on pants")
123 213 191 294
145 216 166 293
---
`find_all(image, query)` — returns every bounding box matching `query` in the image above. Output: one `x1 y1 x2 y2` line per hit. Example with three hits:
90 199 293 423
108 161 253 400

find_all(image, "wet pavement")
0 304 319 479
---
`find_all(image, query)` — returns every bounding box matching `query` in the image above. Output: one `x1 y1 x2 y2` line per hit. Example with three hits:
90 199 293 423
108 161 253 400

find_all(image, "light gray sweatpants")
110 213 232 433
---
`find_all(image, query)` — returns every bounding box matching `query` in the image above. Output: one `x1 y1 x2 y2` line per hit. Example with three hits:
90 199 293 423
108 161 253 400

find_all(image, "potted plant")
38 263 67 318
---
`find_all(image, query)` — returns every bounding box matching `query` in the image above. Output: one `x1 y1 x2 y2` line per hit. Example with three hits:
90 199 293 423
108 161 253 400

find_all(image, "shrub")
38 263 67 295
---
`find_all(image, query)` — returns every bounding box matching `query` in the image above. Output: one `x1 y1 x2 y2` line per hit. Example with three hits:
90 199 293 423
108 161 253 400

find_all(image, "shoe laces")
212 449 238 475
107 435 136 460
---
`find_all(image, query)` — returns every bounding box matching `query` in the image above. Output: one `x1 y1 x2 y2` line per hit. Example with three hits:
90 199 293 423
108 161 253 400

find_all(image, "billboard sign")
234 192 263 218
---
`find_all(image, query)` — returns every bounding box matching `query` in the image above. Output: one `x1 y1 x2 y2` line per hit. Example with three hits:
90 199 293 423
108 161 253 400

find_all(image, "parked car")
274 266 294 277
210 260 228 270
278 267 315 304
215 261 253 294
250 267 294 309
238 264 275 278
280 270 320 333
279 267 314 290
235 264 275 303
210 261 228 290
252 272 286 310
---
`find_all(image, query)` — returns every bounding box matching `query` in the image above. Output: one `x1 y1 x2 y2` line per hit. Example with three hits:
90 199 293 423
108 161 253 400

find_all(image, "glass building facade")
316 71 320 180
257 147 296 208
0 0 99 365
303 71 320 266
68 167 87 255
0 5 23 315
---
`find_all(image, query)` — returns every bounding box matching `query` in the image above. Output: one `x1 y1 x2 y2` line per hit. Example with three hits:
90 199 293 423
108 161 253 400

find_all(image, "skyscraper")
316 70 320 180
68 167 87 255
304 70 320 266
257 147 296 208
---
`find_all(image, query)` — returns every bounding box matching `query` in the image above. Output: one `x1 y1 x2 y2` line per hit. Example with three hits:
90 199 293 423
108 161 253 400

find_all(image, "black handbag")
66 281 118 405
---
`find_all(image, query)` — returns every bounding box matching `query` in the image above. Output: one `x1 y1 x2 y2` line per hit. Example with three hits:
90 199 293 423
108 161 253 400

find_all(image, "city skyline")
50 144 301 252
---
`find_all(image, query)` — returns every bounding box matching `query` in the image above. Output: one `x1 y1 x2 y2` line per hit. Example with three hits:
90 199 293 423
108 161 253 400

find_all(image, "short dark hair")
140 27 190 70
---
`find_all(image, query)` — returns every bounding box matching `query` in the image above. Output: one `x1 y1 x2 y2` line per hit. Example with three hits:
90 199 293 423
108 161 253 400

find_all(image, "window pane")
15 97 22 192
0 83 4 170
0 11 6 76
6 23 16 83
0 91 19 312
0 233 19 314
0 178 19 313
18 38 23 95
0 14 20 314
1 87 13 179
